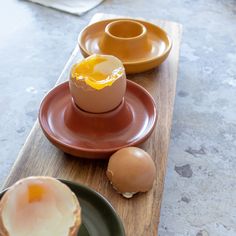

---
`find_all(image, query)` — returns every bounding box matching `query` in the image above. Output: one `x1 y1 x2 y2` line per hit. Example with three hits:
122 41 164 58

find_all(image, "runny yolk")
72 55 123 90
28 184 45 203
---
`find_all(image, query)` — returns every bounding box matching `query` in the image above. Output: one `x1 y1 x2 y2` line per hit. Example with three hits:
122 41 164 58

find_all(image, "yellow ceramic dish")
78 18 172 74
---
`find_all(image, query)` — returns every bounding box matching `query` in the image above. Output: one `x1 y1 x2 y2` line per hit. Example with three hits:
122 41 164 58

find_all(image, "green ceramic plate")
0 179 125 236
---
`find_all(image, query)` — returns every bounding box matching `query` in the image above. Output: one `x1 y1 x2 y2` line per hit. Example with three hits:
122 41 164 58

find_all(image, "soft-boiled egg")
69 54 126 113
0 177 81 236
106 147 156 198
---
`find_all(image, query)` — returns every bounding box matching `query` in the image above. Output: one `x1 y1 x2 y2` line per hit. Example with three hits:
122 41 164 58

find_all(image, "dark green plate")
0 179 125 236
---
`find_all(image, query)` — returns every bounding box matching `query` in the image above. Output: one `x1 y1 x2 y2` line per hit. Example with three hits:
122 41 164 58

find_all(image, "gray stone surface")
0 0 235 235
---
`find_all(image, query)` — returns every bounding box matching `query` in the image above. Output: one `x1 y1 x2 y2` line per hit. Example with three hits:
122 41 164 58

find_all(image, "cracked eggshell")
106 147 156 197
0 176 81 236
69 54 126 113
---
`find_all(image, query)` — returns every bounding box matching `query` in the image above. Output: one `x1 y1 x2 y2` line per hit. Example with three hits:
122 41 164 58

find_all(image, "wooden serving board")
2 13 182 236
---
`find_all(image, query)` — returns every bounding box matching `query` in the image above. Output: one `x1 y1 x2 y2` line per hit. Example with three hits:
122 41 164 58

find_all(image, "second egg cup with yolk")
69 54 126 114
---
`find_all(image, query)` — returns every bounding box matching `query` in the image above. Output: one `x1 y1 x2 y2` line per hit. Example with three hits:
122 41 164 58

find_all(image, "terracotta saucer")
39 81 157 159
78 18 172 74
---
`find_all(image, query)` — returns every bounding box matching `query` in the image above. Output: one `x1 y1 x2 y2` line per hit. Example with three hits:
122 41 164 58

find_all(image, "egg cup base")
39 81 157 158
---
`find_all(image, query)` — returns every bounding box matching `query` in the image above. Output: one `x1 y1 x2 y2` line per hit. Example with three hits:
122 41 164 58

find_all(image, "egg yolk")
28 184 45 203
72 55 123 90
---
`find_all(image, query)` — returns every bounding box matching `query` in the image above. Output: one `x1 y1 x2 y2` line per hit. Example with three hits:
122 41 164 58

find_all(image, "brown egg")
0 176 81 236
69 54 126 113
106 147 156 198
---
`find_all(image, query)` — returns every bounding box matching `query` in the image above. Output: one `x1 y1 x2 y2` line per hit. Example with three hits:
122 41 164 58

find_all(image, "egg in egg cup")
69 54 126 114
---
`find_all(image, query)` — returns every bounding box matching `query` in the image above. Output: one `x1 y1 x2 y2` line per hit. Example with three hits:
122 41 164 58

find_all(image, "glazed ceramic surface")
39 81 157 158
0 179 125 236
78 18 172 74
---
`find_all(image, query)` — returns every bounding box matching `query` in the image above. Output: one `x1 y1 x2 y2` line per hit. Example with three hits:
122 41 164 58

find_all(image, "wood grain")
2 13 182 236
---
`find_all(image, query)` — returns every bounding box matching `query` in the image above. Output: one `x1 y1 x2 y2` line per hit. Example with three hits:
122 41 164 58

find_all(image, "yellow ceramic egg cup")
78 19 172 74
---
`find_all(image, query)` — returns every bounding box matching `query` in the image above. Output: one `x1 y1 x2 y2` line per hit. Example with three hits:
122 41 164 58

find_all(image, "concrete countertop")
0 0 235 235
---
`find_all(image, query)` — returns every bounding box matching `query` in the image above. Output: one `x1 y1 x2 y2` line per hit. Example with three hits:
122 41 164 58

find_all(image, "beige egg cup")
78 19 172 74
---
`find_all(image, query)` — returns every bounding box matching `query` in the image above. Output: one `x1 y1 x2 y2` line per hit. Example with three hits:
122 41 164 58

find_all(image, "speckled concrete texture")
0 0 236 235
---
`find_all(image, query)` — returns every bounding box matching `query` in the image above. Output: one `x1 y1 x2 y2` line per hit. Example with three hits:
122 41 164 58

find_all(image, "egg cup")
78 18 172 74
99 20 151 61
39 81 157 158
0 179 125 236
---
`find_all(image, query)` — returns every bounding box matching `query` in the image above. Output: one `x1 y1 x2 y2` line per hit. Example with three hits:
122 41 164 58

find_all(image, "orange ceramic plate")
78 18 172 74
39 81 157 159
